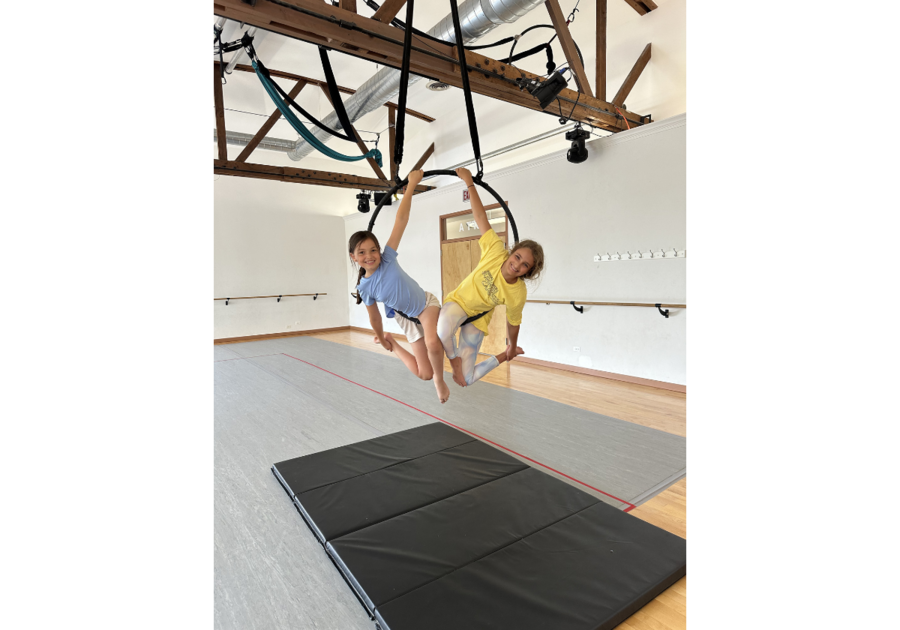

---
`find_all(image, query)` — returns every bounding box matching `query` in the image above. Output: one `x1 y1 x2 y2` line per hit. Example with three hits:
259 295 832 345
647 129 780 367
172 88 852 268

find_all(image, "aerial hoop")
367 170 519 245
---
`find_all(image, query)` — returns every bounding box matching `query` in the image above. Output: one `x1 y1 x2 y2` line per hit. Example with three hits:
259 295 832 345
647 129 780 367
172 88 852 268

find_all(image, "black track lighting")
356 191 371 213
373 192 393 208
526 71 568 110
565 126 590 164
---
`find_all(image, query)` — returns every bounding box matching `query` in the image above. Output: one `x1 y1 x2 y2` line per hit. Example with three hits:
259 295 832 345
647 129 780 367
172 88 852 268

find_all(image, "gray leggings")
437 301 500 386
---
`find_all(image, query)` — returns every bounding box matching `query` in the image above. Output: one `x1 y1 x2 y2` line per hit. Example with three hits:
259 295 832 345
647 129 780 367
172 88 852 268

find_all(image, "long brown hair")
509 239 545 283
348 231 381 305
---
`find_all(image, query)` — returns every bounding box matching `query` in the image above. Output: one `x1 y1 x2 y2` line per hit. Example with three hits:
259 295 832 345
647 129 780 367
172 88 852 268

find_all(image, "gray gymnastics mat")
215 337 685 630
221 335 685 509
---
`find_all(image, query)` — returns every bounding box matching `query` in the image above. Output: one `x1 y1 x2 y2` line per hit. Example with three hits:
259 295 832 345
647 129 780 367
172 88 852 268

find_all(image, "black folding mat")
272 422 686 630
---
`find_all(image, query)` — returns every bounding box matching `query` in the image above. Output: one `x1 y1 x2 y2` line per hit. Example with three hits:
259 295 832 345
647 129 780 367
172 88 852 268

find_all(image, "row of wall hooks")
594 249 685 262
215 293 325 306
527 299 686 319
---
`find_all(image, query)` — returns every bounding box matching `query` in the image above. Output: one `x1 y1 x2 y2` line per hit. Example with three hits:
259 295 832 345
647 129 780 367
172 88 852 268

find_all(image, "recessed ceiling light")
426 80 450 92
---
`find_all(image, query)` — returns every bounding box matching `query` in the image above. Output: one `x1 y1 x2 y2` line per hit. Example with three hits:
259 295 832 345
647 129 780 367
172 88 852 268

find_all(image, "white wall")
344 114 686 385
214 176 349 339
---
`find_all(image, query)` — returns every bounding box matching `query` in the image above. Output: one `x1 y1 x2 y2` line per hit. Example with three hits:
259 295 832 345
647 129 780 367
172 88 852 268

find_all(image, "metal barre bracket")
656 303 669 318
314 293 318 300
277 295 282 303
571 301 584 314
225 298 230 306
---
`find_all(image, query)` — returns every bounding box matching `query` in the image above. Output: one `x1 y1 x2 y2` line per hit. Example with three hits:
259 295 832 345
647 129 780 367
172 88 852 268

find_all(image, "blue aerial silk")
251 60 383 167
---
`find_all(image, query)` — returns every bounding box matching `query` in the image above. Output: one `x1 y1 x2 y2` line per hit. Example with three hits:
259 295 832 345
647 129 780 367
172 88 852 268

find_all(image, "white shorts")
395 291 441 343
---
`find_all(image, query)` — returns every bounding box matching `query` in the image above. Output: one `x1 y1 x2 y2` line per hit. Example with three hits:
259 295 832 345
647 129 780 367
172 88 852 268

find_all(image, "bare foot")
435 380 450 404
449 356 467 387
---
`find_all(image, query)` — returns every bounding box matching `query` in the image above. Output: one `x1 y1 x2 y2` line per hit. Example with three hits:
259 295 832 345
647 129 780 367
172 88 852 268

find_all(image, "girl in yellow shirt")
438 168 545 387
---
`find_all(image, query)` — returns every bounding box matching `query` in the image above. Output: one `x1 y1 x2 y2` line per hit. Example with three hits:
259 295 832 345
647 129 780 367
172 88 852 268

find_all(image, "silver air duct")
286 0 545 161
213 130 297 153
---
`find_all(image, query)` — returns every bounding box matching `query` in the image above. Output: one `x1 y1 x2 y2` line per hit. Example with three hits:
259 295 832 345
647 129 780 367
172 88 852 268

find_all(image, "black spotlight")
527 71 568 110
565 127 590 164
373 192 393 208
356 191 371 213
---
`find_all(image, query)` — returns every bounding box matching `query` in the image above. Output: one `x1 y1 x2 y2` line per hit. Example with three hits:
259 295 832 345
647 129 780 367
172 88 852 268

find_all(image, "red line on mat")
281 352 637 511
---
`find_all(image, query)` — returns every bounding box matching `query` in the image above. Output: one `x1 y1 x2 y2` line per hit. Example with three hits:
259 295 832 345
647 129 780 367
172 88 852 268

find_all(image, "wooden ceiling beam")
236 78 307 163
545 0 593 97
213 0 649 131
612 43 651 107
596 0 607 102
409 142 434 175
214 64 228 161
621 0 657 15
372 0 407 24
214 159 432 192
339 0 357 13
317 84 389 182
225 62 435 123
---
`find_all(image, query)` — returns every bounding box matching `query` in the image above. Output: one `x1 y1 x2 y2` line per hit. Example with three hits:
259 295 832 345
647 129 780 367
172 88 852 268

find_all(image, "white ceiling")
213 0 685 217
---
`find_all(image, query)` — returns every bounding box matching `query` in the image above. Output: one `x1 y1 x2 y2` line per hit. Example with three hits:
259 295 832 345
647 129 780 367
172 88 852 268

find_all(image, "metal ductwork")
286 0 546 161
214 129 297 153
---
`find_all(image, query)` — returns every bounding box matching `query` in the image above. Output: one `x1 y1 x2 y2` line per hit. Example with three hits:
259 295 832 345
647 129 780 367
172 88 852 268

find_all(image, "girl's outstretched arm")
367 302 393 351
506 321 523 361
456 167 491 235
386 170 424 252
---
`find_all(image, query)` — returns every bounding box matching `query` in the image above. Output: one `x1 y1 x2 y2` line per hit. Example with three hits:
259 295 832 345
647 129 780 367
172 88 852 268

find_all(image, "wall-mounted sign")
463 188 470 202
443 208 506 242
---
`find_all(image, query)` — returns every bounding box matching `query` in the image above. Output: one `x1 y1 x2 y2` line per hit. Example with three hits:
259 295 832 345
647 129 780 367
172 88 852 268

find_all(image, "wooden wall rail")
215 292 327 303
527 300 686 308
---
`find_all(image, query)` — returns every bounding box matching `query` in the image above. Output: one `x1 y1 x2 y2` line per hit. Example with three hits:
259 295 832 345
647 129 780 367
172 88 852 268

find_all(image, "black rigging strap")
318 47 359 142
393 0 415 179
241 33 355 143
448 0 483 179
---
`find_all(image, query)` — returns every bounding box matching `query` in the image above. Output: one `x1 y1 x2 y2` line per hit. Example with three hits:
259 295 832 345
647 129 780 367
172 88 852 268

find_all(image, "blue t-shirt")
357 246 427 318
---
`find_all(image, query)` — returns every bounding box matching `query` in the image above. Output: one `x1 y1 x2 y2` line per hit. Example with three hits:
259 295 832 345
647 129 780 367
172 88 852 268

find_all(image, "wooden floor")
310 329 687 630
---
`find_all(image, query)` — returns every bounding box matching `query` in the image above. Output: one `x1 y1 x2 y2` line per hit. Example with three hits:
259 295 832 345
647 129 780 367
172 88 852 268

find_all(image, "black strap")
462 310 490 326
319 47 359 142
448 0 483 179
243 35 356 143
395 310 421 325
393 0 415 177
396 308 489 327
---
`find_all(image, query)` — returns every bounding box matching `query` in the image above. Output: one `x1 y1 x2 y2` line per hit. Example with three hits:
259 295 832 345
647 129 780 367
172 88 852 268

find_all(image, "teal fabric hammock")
250 59 383 167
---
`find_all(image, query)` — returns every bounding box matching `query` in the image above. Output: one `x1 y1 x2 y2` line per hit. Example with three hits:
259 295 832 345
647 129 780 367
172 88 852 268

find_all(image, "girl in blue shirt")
349 170 450 404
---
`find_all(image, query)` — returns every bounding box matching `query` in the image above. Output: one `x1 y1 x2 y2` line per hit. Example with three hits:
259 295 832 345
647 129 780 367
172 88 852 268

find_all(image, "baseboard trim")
214 326 351 345
349 326 413 343
515 357 686 393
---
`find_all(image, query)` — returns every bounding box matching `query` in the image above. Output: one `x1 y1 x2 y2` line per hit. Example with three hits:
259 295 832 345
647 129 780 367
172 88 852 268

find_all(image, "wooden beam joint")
545 0 593 97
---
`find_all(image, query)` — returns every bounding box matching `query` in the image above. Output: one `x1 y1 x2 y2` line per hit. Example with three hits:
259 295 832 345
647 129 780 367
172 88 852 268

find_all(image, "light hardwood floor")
310 329 687 630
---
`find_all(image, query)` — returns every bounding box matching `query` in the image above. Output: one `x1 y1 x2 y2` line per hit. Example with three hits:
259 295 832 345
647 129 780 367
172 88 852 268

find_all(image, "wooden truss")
214 59 434 191
212 0 651 131
214 0 657 189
